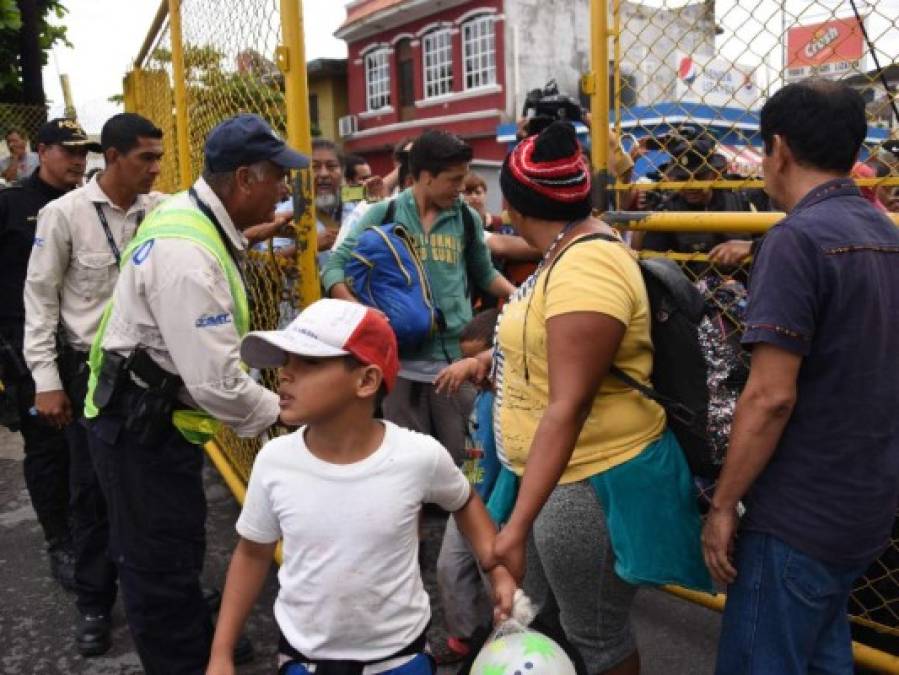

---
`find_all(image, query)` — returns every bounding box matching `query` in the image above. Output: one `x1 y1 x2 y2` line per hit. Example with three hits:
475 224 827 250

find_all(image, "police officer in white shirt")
82 114 306 675
23 112 165 657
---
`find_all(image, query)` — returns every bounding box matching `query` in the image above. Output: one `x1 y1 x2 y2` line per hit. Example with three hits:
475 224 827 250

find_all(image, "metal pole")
660 586 899 674
135 0 170 70
122 72 137 113
589 0 611 211
168 0 192 190
611 0 621 209
59 74 77 120
601 210 899 232
279 0 320 308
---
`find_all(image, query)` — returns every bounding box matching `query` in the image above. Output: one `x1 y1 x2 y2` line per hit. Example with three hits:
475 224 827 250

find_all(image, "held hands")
488 564 518 624
34 389 73 428
493 525 528 586
701 505 739 586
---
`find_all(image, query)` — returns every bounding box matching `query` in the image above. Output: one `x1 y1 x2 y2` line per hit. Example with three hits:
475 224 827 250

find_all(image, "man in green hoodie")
323 131 514 462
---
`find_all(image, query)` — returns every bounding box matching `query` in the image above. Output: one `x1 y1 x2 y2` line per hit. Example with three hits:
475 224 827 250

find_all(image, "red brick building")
335 0 508 183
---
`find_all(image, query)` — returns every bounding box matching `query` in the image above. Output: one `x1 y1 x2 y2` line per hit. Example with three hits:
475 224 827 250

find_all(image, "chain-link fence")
124 0 316 483
588 0 899 666
0 103 48 142
0 103 48 175
604 0 898 201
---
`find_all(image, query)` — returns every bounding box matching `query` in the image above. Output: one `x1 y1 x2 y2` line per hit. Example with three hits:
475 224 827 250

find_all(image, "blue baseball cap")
204 114 309 172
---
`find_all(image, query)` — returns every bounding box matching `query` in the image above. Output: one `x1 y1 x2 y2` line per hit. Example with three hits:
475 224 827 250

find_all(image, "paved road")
0 427 722 674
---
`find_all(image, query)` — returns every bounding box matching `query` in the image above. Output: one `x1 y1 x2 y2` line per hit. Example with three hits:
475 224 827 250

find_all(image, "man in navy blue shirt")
701 79 899 674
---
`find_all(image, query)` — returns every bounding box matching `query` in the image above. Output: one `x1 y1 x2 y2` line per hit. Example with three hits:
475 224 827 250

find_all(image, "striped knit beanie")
500 121 592 221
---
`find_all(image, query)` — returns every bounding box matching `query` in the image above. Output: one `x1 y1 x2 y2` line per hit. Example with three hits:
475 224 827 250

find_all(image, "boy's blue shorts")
282 653 434 674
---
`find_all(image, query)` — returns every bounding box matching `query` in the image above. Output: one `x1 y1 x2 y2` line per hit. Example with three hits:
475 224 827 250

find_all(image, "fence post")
168 0 192 190
279 0 320 309
589 0 610 210
122 71 137 113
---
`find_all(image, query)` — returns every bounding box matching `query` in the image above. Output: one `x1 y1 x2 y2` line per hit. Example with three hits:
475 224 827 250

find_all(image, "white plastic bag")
470 590 576 675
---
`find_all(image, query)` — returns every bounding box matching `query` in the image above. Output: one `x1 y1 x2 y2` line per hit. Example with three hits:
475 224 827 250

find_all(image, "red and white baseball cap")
240 299 400 391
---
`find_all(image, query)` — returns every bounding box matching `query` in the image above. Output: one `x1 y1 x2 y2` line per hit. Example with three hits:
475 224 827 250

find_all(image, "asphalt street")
0 426 722 674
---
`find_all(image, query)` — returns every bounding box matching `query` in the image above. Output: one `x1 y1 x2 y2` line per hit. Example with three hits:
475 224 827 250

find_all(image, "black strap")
540 232 618 290
127 348 183 395
189 187 241 270
188 188 253 294
459 204 478 298
381 198 397 226
94 203 145 265
539 231 698 420
278 625 430 674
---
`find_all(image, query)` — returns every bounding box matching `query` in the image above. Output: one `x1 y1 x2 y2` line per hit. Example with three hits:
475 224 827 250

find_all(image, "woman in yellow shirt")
459 122 709 675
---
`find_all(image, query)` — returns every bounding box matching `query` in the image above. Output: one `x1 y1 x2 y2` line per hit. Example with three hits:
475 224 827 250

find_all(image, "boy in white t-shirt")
206 299 515 675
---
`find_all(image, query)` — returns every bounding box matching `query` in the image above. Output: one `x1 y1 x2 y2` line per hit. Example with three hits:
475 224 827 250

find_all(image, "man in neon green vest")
83 114 308 675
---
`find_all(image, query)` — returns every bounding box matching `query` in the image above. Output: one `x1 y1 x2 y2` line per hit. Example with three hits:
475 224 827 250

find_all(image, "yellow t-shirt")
495 236 666 484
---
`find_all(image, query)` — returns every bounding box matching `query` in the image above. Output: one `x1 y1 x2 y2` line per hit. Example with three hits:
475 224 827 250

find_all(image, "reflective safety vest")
84 194 249 445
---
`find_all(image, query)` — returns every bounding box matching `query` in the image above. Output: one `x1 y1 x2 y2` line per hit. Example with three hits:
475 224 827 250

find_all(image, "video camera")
640 125 715 153
521 80 584 137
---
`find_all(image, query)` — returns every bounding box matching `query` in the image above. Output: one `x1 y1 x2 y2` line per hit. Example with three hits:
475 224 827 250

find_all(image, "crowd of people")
0 77 897 675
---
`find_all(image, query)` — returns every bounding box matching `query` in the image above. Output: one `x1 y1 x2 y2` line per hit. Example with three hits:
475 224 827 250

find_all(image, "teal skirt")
487 429 714 594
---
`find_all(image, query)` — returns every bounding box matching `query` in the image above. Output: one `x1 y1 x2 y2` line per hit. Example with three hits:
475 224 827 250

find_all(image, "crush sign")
786 17 866 81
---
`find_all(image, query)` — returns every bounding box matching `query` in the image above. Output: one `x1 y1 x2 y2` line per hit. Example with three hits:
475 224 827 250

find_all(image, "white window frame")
462 15 496 90
422 28 454 99
365 48 391 112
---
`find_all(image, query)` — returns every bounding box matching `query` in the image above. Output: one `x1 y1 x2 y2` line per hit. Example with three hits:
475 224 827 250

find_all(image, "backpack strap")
541 232 618 290
539 232 700 427
461 202 475 252
460 204 478 298
381 198 397 226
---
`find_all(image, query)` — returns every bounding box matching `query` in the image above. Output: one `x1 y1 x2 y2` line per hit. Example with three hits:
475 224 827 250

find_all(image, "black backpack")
546 234 720 478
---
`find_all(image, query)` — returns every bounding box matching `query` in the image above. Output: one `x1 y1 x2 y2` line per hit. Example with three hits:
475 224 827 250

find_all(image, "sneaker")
446 637 471 658
47 539 76 592
76 613 112 657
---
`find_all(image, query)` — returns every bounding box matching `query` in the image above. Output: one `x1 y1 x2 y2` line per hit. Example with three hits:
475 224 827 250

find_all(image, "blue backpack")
345 209 442 350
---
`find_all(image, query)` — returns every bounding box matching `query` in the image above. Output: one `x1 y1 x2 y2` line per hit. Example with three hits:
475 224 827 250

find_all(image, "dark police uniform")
0 170 72 560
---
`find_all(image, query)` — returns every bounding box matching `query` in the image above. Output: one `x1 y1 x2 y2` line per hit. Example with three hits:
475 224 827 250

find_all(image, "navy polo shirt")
741 178 899 568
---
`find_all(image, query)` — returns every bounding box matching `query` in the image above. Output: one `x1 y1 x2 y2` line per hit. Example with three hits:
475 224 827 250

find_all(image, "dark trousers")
1 322 71 546
87 393 212 675
60 350 118 616
20 402 71 544
383 378 475 465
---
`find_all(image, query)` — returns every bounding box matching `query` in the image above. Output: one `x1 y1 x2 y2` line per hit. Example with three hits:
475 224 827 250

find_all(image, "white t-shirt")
237 421 472 661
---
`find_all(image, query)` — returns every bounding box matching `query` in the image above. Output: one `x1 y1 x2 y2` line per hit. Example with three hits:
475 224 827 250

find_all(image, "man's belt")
93 348 185 445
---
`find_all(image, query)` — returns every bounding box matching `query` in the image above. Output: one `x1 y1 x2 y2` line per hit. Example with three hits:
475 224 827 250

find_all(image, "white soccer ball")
470 630 577 675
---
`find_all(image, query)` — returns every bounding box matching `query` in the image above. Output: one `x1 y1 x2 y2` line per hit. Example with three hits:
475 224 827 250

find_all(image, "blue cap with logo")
204 114 309 172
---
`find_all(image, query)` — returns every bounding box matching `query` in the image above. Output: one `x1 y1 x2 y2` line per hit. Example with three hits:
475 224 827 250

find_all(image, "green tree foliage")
145 43 286 173
0 0 70 103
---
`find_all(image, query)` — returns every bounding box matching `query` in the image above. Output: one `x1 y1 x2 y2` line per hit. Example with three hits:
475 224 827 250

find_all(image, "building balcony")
336 0 472 43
